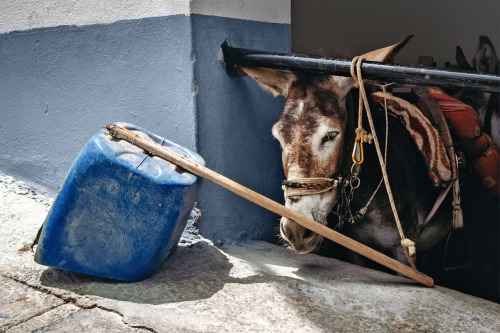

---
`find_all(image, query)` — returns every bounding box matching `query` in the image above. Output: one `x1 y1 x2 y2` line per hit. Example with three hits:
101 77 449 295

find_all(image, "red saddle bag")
428 87 499 198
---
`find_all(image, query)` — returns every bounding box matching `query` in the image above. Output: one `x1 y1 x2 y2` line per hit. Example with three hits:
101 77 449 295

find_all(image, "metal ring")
350 176 361 189
350 163 361 176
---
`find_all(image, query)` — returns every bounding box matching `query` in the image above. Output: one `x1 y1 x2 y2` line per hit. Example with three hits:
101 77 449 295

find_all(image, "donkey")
454 36 500 147
240 37 452 265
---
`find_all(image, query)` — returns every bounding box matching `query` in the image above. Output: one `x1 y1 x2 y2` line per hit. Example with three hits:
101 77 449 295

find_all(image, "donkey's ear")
361 35 414 63
456 46 474 71
240 67 296 97
473 35 499 74
330 35 414 99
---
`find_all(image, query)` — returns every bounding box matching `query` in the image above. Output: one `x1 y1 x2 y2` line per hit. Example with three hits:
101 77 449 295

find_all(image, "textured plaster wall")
1 1 291 243
0 0 190 33
1 0 290 34
0 16 195 190
191 15 290 243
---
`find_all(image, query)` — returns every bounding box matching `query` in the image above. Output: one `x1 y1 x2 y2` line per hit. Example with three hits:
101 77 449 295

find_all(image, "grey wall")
292 0 500 67
0 12 291 244
191 15 290 243
0 16 196 191
3 0 495 245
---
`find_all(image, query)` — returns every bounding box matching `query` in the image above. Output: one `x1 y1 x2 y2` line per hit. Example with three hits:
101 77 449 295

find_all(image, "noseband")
282 176 342 198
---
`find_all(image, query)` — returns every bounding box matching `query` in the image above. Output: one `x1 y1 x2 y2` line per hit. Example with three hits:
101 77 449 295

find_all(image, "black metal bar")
222 42 500 93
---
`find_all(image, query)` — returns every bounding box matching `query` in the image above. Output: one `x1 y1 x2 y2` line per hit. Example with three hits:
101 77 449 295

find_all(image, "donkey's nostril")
303 228 314 240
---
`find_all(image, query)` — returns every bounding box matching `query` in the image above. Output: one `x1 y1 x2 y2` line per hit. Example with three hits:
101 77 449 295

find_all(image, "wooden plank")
106 123 434 287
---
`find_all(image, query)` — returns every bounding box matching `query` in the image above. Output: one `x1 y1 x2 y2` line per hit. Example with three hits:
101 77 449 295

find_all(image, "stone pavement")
1 173 500 332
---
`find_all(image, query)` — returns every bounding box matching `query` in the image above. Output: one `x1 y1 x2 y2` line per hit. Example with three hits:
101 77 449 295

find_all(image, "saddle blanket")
371 91 452 187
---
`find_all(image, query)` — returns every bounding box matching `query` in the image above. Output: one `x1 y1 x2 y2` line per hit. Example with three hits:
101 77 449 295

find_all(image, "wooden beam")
107 123 435 287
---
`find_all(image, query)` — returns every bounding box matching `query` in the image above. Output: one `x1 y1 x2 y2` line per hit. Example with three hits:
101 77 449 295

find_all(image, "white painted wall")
0 0 189 33
0 0 290 34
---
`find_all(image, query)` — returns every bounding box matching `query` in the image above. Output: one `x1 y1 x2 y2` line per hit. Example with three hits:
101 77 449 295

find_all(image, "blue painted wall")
0 13 290 243
0 16 196 190
191 15 290 243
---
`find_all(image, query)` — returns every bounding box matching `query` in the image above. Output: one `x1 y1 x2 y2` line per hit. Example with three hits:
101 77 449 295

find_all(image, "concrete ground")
1 173 500 333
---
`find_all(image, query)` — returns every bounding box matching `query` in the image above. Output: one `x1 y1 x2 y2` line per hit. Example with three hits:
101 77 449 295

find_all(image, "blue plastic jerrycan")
34 123 205 281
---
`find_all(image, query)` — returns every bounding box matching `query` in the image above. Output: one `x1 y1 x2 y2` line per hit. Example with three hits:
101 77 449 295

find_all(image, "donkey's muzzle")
280 217 322 254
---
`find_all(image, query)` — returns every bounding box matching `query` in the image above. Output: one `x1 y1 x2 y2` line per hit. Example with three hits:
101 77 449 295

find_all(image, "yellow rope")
350 57 373 144
350 56 417 268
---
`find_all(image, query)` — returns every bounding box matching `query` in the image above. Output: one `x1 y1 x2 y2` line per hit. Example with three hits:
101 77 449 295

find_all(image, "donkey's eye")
321 131 339 145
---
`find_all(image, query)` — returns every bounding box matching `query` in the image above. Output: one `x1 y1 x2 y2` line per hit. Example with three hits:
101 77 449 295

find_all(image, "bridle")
282 94 361 223
282 176 342 198
281 168 360 231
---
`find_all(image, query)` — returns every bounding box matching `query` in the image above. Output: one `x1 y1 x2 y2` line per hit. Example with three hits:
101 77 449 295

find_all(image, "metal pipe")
222 42 500 93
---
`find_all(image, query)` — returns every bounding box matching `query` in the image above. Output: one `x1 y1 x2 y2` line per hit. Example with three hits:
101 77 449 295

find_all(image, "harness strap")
422 181 453 229
421 167 463 230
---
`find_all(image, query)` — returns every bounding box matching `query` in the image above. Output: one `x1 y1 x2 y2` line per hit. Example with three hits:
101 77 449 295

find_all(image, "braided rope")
356 83 392 218
282 177 340 197
350 56 374 144
350 56 417 268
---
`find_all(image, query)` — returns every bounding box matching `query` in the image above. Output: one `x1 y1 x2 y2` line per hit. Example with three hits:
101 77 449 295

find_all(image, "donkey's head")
241 36 412 253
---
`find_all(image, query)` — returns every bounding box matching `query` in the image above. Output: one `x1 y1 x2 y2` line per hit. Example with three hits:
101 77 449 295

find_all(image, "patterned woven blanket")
371 91 452 187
